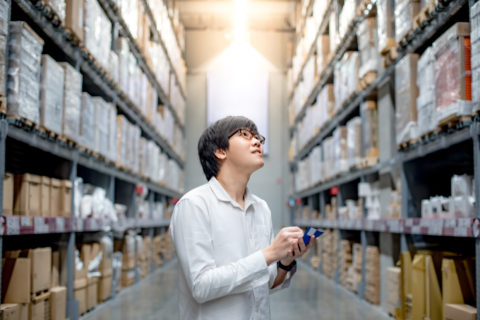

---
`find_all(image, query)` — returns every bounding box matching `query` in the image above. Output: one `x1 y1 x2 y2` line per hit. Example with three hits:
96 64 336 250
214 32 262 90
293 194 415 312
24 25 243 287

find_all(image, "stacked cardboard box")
395 0 420 43
329 2 339 53
346 117 362 168
84 0 112 70
340 240 353 287
356 17 380 80
39 55 64 135
317 35 330 75
325 197 337 220
334 52 359 112
395 53 419 146
338 199 362 220
153 235 164 268
309 146 323 186
416 47 437 137
377 0 396 53
65 1 84 42
361 101 379 159
432 23 473 124
387 177 402 219
472 2 480 106
7 21 44 125
98 238 113 303
346 243 362 292
60 62 82 143
45 0 66 23
365 246 380 305
339 0 357 41
358 181 381 219
321 229 338 279
385 267 401 317
3 173 14 215
116 233 136 288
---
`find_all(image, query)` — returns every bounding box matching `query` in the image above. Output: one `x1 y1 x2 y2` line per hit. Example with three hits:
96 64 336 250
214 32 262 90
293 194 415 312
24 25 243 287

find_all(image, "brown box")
50 179 61 217
121 270 135 287
2 251 31 303
98 275 112 303
65 0 84 42
73 278 87 316
87 277 99 311
29 291 50 320
28 248 51 294
13 174 41 216
1 304 19 320
445 304 477 320
59 180 71 217
3 173 14 215
51 251 60 288
40 176 51 217
49 287 66 320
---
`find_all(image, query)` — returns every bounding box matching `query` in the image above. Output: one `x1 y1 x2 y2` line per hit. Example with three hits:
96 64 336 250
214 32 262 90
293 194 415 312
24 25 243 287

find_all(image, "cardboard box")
28 248 52 294
59 180 71 217
50 179 61 217
73 278 87 316
39 176 51 217
3 173 14 215
1 304 19 320
98 275 112 303
13 174 41 216
2 251 31 303
65 0 84 42
121 270 135 288
49 287 66 320
87 277 99 310
29 291 50 320
445 304 477 320
51 251 60 288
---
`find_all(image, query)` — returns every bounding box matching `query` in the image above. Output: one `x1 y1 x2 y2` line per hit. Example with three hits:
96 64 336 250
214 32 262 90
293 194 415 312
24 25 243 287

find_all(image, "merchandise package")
171 84 186 124
303 56 316 101
60 62 82 141
45 0 66 23
395 53 419 145
310 145 323 186
312 0 328 26
433 22 473 123
138 72 148 117
92 97 109 157
361 101 378 158
323 137 335 180
7 21 44 124
339 0 357 41
346 117 362 168
471 2 480 104
109 51 119 85
334 52 359 112
317 35 330 74
131 125 141 174
106 102 117 162
139 137 148 177
40 55 64 135
117 37 130 95
80 93 94 150
333 126 348 175
357 17 380 79
451 175 473 198
84 0 112 70
377 0 396 52
416 47 437 136
118 0 139 40
394 0 420 43
312 90 328 131
329 6 339 53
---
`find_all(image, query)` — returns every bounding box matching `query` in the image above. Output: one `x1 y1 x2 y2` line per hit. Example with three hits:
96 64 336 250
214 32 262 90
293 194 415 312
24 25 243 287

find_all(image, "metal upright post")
335 188 342 284
472 127 480 320
359 176 367 300
0 120 7 304
149 192 155 273
67 153 78 320
400 169 409 252
308 196 313 222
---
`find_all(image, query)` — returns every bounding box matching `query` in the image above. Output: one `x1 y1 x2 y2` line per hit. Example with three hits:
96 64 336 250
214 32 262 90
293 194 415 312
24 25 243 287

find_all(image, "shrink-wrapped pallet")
433 23 473 123
357 17 380 79
333 126 348 175
0 1 8 102
84 0 112 70
471 2 480 105
7 21 44 124
116 115 128 168
339 0 357 41
106 102 117 162
395 0 420 43
45 0 66 23
323 137 335 180
329 5 339 53
60 62 82 141
92 97 109 157
310 145 323 186
80 93 94 150
346 117 361 168
377 0 396 52
40 55 64 135
361 101 378 158
395 54 419 145
334 52 359 112
416 47 437 136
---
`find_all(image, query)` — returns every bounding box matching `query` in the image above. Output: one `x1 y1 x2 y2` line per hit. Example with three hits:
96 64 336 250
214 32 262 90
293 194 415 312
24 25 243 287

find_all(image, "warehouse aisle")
85 260 389 320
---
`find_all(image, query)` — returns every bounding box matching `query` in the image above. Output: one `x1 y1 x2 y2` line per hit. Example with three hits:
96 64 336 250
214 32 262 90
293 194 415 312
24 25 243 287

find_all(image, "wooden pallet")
357 71 377 92
382 45 398 68
31 288 50 301
413 1 436 30
10 116 37 129
38 125 61 140
59 134 77 147
397 138 418 150
356 156 379 169
437 114 472 131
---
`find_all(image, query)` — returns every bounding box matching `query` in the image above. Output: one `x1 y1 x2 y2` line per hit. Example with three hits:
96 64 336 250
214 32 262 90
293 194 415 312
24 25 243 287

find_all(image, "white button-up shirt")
170 177 295 320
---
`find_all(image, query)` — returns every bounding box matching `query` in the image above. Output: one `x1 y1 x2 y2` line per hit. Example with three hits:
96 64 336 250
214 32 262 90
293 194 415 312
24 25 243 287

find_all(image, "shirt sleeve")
170 198 270 304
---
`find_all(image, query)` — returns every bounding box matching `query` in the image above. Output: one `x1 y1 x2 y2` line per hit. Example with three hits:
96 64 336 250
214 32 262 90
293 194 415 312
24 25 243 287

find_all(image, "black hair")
198 116 258 181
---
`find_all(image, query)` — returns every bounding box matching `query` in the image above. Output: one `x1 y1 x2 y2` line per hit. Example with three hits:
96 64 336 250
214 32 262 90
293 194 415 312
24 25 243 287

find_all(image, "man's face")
224 128 264 173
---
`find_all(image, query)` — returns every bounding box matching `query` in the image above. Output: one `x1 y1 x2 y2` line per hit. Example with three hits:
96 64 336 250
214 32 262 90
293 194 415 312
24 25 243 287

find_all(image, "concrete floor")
85 260 390 320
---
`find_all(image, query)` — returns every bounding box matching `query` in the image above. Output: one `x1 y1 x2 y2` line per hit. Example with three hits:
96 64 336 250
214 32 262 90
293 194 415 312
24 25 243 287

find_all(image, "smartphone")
303 227 323 245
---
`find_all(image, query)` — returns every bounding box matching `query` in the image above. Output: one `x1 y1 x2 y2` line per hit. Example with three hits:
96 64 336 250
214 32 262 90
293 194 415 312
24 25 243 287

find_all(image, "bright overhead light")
234 0 248 42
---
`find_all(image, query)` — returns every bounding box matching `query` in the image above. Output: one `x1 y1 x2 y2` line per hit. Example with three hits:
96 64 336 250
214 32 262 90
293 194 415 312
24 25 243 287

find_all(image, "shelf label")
454 227 468 237
34 217 49 234
56 218 65 233
5 217 20 235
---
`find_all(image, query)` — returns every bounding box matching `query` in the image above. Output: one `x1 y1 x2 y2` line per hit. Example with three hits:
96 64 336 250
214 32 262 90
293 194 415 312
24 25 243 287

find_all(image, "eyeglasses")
228 128 266 145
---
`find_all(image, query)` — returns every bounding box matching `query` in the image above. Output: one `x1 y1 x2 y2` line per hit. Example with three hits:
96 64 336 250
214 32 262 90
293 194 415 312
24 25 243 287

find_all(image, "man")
170 116 315 319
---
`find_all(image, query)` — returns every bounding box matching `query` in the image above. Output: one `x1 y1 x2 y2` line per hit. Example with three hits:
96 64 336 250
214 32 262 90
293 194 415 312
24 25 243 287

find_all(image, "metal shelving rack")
289 0 480 317
0 0 185 319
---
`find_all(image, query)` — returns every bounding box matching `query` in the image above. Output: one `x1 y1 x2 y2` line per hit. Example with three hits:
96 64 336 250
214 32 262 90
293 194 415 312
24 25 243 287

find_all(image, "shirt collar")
209 177 258 210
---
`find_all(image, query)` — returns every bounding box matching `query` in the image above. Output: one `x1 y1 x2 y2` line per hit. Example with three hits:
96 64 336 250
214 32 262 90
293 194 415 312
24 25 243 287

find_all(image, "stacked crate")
322 229 338 279
385 266 402 317
340 240 353 287
365 246 380 305
346 243 362 292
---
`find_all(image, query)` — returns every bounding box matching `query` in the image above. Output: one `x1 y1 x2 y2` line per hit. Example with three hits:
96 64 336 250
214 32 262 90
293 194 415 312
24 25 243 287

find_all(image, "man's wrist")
277 259 296 272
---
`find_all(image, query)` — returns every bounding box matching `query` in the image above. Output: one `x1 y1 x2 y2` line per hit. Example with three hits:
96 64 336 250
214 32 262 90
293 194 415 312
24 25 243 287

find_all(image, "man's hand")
280 235 315 266
262 227 304 265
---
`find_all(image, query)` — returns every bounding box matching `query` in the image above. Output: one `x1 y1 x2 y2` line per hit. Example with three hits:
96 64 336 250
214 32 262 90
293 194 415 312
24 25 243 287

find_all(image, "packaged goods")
361 101 378 158
377 0 396 52
357 17 380 79
395 0 421 43
60 62 82 141
40 55 64 135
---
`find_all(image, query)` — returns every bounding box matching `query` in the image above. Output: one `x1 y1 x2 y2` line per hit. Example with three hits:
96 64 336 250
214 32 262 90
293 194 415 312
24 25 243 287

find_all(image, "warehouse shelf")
12 0 185 167
154 0 186 62
296 217 480 238
101 0 187 113
6 121 182 198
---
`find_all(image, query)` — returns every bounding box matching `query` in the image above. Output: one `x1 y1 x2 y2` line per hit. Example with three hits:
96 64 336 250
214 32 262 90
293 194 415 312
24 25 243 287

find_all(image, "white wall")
184 30 293 229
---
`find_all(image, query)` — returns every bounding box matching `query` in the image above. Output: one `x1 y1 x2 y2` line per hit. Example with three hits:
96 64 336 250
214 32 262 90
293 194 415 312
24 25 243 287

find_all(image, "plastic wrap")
303 55 316 97
84 0 112 70
346 117 362 168
119 0 138 39
334 52 359 112
451 175 473 197
357 17 380 78
40 55 64 134
394 0 420 43
313 89 328 131
109 51 119 85
60 62 82 140
80 93 94 150
323 137 335 180
74 178 83 218
472 2 480 104
7 21 44 123
112 252 123 292
334 127 348 174
310 146 322 186
361 101 378 157
433 22 473 122
329 6 339 52
45 0 66 22
416 47 437 136
377 0 396 52
92 97 109 156
395 54 419 145
339 0 357 40
106 102 117 162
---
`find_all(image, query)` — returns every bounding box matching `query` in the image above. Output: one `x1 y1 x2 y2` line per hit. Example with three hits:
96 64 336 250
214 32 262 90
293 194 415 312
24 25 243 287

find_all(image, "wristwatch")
277 260 296 272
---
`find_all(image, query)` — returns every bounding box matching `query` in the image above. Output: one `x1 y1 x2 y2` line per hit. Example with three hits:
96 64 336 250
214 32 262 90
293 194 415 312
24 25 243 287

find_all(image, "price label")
20 216 33 227
34 217 49 233
454 227 468 237
56 218 65 233
411 226 422 234
5 217 20 235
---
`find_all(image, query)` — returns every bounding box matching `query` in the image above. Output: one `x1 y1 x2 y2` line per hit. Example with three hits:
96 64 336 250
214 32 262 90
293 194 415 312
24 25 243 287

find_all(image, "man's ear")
214 148 227 161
